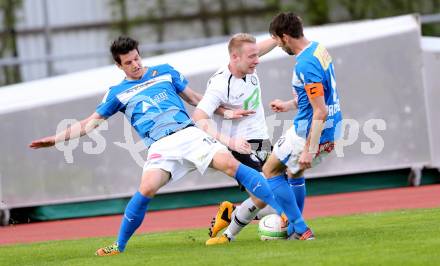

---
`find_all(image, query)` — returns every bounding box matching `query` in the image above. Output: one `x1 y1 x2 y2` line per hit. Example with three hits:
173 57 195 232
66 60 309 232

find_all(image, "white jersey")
197 65 269 140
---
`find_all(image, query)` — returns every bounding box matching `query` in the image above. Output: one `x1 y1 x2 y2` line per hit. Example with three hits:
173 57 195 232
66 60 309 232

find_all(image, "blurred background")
1 0 439 86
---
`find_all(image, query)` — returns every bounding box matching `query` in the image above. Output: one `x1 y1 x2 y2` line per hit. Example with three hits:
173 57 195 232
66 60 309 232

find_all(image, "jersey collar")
296 41 314 58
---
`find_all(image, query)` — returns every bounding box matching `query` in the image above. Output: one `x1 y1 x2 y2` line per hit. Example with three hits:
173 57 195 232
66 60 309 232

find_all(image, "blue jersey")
292 41 342 143
96 64 193 147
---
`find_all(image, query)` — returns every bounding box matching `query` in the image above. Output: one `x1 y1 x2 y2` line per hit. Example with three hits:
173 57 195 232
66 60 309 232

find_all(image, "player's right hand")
29 136 56 149
270 99 290 113
228 137 251 154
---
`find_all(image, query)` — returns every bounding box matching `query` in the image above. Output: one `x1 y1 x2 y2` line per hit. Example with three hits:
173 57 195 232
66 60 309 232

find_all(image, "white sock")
223 198 260 240
255 205 277 220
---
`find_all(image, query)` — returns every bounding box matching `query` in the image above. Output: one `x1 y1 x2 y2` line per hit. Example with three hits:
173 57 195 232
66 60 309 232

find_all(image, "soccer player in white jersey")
263 12 343 240
193 33 282 245
29 36 285 256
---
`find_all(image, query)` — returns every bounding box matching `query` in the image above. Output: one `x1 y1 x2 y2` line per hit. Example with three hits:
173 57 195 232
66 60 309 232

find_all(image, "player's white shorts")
273 126 334 174
143 126 227 181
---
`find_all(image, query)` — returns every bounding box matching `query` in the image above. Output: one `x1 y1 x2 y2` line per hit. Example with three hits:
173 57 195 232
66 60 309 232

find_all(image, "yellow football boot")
208 201 235 237
205 234 231 246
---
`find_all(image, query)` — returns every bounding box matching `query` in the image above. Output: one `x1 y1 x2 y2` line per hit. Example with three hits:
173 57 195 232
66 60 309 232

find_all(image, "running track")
1 184 439 246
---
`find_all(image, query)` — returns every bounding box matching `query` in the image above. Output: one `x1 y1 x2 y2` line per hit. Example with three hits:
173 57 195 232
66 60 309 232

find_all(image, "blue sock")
234 163 283 215
117 191 151 251
267 175 307 235
288 177 306 213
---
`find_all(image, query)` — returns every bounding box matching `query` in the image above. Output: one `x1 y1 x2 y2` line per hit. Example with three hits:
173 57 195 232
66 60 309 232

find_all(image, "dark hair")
110 36 139 64
269 12 304 39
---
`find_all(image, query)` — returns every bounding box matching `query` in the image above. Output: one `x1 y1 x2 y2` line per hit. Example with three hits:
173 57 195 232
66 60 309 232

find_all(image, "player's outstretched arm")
179 86 203 106
181 86 255 118
192 108 251 154
257 37 277 57
29 112 106 149
270 98 298 113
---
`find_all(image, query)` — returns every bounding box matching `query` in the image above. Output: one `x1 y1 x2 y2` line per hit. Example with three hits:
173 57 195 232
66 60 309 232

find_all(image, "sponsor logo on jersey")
117 74 172 104
142 101 152 112
243 87 260 110
251 76 257 85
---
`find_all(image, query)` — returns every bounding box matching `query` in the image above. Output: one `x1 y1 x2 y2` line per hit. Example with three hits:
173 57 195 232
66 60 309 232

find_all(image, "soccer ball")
258 214 287 241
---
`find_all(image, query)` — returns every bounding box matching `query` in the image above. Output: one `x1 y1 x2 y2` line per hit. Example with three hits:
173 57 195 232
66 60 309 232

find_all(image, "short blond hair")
228 33 256 54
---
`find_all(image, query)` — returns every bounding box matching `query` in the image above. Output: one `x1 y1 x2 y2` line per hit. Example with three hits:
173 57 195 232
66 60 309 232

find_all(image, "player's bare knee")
221 157 239 177
251 197 267 209
139 169 170 198
224 156 240 176
138 185 157 198
262 164 276 178
263 161 286 178
212 151 239 176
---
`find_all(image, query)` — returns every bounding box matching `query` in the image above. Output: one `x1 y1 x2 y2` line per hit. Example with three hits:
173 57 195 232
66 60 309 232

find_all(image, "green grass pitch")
1 208 439 266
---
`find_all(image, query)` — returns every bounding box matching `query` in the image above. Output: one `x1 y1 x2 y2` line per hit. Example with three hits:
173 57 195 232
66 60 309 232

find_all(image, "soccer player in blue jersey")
263 12 343 240
29 36 284 256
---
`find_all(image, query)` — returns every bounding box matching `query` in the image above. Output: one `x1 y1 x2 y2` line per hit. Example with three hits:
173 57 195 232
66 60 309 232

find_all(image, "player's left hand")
224 109 255 119
298 150 315 170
